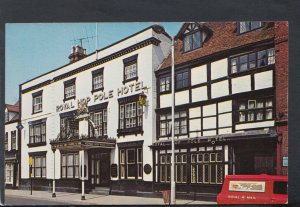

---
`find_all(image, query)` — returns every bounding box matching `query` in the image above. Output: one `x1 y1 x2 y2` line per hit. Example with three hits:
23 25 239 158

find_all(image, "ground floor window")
160 154 171 182
119 148 142 179
191 151 223 184
61 152 79 178
5 163 13 184
31 155 46 178
176 154 188 183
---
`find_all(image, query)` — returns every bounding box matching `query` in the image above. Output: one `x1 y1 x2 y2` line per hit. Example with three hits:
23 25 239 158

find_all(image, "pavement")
5 189 217 205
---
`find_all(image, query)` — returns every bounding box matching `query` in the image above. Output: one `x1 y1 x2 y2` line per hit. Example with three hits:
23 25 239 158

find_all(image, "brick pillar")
274 22 288 175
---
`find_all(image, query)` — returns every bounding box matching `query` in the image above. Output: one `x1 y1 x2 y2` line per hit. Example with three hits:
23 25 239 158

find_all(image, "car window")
273 181 287 194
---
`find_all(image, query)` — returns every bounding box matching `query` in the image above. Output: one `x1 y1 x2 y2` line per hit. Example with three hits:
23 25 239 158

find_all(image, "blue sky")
5 22 182 104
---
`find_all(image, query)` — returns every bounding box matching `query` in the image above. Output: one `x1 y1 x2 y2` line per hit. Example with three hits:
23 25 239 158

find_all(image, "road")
5 195 76 205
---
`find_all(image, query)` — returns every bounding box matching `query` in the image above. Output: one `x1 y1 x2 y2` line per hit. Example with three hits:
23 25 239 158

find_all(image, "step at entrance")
90 187 110 196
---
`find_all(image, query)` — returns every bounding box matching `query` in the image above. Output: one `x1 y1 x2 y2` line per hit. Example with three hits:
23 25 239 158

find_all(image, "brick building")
152 22 288 197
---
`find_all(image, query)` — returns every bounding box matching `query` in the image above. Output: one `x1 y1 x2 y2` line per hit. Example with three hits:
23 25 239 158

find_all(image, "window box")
27 142 47 148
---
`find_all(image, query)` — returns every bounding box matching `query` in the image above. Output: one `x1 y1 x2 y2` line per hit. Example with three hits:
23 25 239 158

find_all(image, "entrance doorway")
91 153 110 187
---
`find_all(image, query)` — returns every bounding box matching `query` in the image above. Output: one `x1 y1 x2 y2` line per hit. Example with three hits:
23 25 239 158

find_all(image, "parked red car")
217 174 287 204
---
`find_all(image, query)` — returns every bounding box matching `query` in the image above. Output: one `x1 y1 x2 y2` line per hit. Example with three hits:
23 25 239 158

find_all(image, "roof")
159 22 275 70
6 104 19 113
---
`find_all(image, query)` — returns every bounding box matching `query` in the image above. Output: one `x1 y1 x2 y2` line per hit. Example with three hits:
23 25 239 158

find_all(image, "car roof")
225 174 287 181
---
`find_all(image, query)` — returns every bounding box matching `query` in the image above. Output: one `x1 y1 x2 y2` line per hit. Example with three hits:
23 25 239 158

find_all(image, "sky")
5 22 182 104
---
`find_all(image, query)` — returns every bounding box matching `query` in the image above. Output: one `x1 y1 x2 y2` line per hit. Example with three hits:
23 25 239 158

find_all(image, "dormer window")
239 21 262 34
183 30 202 52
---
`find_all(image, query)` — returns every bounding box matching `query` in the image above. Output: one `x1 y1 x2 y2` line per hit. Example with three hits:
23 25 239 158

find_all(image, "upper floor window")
118 95 143 136
64 78 76 101
29 120 46 145
237 97 274 123
239 21 262 34
183 30 202 52
159 110 188 136
60 114 79 139
5 132 8 151
61 152 79 179
32 90 43 114
160 76 171 93
11 130 16 150
230 48 275 74
92 68 104 92
176 71 189 89
90 109 107 138
123 54 138 83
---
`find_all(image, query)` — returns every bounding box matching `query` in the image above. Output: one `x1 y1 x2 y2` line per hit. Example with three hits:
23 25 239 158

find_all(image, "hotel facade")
153 22 288 196
17 22 288 198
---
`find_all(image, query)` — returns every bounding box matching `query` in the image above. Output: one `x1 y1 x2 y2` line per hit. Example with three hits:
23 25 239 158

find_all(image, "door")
91 153 110 187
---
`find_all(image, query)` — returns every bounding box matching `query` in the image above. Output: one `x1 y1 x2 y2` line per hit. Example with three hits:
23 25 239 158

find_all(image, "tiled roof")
159 22 275 70
6 104 19 113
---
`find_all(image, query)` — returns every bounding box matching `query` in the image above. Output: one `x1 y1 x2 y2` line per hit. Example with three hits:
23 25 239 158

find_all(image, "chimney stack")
68 45 87 63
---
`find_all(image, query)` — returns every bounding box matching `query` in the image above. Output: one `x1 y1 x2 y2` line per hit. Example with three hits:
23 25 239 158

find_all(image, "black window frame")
60 111 79 140
230 48 275 74
183 30 202 53
61 152 80 179
119 147 143 180
159 76 171 93
117 95 143 137
63 78 76 102
158 109 188 137
29 153 47 179
238 21 263 34
91 68 104 93
32 90 43 114
236 96 274 124
5 132 8 151
175 70 190 90
11 130 16 150
123 54 138 84
28 119 47 147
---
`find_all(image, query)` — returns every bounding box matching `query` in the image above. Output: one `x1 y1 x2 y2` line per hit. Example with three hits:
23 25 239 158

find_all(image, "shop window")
175 154 187 183
32 91 43 114
90 109 107 138
160 76 171 93
29 122 46 144
160 154 171 182
31 155 46 178
119 148 142 179
239 21 262 34
230 48 275 74
123 54 138 83
237 97 274 123
5 163 13 184
11 130 16 150
176 71 189 89
191 151 223 184
5 132 8 151
64 78 76 101
61 153 79 179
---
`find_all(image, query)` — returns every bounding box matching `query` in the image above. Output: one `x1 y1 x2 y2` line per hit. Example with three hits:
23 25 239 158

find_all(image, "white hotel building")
19 25 171 196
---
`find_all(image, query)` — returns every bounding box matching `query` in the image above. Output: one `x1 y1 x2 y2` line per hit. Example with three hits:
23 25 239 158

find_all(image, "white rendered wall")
191 65 207 85
211 58 228 80
231 75 251 94
254 70 273 90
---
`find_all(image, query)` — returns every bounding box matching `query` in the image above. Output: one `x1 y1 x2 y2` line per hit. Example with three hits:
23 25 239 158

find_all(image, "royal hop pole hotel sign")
56 81 148 113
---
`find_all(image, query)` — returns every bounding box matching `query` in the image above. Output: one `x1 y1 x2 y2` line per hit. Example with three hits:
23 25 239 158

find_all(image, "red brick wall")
274 21 288 176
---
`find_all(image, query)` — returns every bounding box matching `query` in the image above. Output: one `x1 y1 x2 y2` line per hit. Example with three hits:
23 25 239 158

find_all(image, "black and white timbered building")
153 22 282 195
